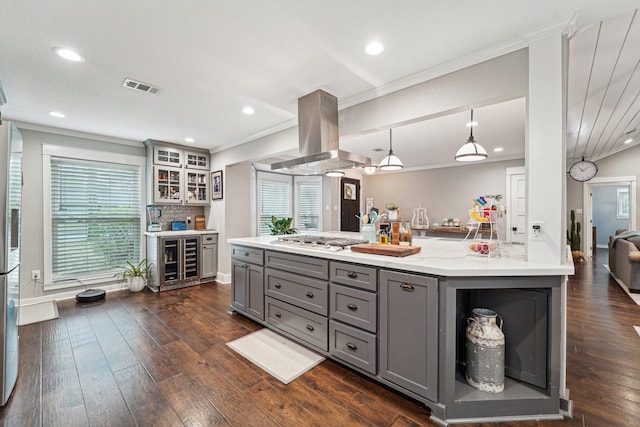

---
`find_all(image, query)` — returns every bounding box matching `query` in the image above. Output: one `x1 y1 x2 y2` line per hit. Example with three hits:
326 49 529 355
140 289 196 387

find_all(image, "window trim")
42 144 146 290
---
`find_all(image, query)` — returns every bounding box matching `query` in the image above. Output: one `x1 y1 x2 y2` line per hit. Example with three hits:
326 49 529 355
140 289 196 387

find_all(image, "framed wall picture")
212 170 223 200
344 182 356 200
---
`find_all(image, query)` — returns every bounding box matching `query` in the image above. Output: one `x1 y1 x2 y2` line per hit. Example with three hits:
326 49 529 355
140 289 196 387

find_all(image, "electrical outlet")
530 221 544 241
31 270 41 280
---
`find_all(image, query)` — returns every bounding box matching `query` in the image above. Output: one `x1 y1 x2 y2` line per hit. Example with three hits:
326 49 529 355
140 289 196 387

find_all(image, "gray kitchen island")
227 233 574 425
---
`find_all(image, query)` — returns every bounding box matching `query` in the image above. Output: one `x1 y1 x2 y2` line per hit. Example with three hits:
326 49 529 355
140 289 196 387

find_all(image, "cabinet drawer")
266 297 328 352
329 320 377 374
202 234 218 244
330 262 377 291
329 284 377 332
266 251 328 280
232 245 264 266
265 268 328 315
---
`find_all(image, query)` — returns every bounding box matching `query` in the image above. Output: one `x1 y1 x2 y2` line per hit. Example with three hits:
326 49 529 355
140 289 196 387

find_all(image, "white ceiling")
0 1 638 171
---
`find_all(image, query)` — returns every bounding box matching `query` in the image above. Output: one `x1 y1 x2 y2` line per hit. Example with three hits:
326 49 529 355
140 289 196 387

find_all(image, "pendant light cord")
469 110 474 139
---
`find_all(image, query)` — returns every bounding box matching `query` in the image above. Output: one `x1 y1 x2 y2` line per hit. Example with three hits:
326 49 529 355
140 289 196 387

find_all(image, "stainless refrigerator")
0 121 21 406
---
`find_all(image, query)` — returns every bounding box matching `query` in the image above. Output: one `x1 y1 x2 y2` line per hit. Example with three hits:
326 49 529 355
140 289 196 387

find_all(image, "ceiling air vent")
122 78 160 94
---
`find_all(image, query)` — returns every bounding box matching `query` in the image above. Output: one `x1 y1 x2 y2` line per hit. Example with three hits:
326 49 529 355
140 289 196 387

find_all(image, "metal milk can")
465 308 505 393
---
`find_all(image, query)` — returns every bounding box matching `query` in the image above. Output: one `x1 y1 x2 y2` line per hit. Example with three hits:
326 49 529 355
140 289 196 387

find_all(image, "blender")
147 205 162 231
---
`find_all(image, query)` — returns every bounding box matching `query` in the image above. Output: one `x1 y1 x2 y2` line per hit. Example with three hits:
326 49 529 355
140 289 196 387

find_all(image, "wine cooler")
147 236 201 291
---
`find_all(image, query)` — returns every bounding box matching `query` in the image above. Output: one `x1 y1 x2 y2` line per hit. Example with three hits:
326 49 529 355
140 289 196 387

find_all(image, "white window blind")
257 172 292 236
50 158 141 281
294 177 321 232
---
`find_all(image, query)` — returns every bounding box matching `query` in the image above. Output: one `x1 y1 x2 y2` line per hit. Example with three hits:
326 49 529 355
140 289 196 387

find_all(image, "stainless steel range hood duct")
270 89 371 174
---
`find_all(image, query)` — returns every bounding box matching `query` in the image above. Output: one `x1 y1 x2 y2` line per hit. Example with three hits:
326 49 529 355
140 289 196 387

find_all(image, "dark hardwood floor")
2 248 639 426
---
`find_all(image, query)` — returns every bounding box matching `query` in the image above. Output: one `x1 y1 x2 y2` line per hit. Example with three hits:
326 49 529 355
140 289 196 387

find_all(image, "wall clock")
568 158 598 182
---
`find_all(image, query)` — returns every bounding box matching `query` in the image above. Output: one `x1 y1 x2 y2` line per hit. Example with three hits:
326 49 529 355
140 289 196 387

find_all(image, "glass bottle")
403 221 412 245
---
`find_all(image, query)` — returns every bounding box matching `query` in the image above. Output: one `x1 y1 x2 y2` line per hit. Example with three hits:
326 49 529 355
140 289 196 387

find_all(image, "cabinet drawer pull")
346 303 358 311
274 283 282 289
346 342 358 351
347 271 358 279
244 252 250 257
275 312 282 318
242 263 248 269
306 291 314 298
306 325 315 331
400 283 414 291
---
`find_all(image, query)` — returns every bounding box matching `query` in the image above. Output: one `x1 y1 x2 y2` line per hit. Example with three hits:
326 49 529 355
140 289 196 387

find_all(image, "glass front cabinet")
147 141 210 205
153 166 209 205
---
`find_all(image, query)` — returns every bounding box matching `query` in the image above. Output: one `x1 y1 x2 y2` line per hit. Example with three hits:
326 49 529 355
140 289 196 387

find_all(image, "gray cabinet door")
201 243 217 278
247 263 265 320
379 270 438 402
231 260 248 312
231 260 264 320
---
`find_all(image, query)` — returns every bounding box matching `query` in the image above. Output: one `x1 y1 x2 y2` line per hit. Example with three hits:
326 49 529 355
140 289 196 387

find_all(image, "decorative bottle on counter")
465 308 505 393
391 222 400 245
400 221 412 245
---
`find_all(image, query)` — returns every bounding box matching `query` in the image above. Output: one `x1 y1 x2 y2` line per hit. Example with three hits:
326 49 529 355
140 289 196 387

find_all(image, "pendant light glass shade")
325 170 345 177
379 129 404 171
455 110 487 162
362 164 377 175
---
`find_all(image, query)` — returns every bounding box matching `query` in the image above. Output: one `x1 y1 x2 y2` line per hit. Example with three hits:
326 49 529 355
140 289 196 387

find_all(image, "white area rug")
18 301 59 326
226 328 324 384
604 264 640 305
634 326 640 337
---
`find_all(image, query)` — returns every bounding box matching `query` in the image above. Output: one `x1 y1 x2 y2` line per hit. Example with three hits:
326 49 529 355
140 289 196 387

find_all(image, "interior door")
507 170 526 244
340 177 360 232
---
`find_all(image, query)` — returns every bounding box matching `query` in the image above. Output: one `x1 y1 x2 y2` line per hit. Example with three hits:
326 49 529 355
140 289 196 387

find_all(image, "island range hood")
270 89 371 174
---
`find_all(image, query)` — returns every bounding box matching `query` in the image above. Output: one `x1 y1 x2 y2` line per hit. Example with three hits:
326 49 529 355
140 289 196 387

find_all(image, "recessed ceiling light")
242 106 255 115
185 137 195 143
624 138 633 144
493 147 504 152
53 47 85 63
365 42 384 55
48 111 66 118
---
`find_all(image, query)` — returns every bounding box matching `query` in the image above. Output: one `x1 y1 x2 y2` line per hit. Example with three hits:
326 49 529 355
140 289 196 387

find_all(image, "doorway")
340 177 360 232
506 167 526 244
583 176 637 256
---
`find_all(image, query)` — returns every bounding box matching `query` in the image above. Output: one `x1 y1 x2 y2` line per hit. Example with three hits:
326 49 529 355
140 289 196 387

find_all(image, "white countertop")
227 232 574 277
145 229 218 237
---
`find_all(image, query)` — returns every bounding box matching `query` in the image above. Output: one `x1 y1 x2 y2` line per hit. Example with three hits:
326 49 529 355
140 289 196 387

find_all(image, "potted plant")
269 216 297 235
114 259 152 292
386 203 399 220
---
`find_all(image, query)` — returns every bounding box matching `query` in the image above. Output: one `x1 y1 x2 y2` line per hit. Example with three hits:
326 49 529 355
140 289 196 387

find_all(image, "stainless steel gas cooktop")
271 235 368 251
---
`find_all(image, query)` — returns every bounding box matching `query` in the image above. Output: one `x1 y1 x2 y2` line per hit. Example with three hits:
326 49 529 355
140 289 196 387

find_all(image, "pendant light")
379 129 403 171
362 164 377 175
455 110 487 162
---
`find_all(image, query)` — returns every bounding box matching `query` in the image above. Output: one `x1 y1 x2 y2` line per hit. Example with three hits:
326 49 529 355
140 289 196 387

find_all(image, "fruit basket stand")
464 196 501 257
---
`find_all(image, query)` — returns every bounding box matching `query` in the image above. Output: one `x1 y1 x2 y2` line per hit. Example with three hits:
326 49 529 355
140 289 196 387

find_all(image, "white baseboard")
216 272 231 284
19 282 128 307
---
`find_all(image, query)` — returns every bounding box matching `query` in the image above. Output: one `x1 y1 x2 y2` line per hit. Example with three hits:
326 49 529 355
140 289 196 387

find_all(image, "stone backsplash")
149 205 205 231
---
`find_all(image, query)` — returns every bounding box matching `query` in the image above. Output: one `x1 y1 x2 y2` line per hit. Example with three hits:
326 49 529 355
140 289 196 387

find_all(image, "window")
258 172 291 235
257 172 322 235
44 145 144 289
294 176 321 232
617 187 629 219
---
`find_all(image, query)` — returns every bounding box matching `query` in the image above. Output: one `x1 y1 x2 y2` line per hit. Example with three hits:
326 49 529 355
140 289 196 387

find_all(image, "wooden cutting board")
350 243 421 257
